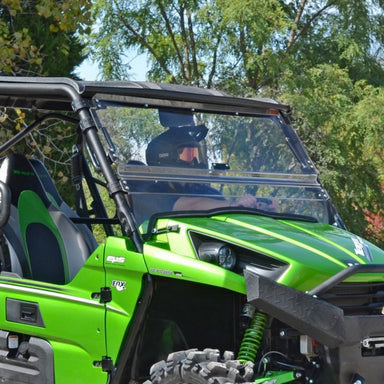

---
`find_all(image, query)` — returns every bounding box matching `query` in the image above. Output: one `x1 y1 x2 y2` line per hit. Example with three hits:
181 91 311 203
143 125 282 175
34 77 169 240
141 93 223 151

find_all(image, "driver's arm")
173 194 260 211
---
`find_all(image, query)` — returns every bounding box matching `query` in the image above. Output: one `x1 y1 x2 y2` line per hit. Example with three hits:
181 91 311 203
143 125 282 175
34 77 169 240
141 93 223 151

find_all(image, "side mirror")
0 181 11 228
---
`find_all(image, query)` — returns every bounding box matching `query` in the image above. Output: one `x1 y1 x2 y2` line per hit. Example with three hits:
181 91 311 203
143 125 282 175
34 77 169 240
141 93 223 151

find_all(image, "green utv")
0 77 383 384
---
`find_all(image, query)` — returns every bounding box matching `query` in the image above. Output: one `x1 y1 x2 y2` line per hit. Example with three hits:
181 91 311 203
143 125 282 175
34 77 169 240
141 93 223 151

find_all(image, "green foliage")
0 0 93 206
88 0 222 84
88 1 384 91
0 0 92 76
282 64 384 245
289 0 384 87
0 108 79 207
87 0 294 90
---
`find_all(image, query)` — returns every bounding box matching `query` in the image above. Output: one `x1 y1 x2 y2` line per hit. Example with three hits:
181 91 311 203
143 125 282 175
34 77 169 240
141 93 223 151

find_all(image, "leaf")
49 24 59 33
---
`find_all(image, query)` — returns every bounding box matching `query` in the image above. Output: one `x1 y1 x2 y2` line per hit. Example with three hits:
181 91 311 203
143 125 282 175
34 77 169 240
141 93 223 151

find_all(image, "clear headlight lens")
198 242 236 270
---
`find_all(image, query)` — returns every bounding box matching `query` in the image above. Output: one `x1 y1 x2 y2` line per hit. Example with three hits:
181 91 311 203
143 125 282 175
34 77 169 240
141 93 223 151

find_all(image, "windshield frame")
89 98 338 229
117 163 320 187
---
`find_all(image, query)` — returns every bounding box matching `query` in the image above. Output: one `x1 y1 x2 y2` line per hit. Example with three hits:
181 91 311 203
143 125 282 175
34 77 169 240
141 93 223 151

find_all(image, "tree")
0 0 93 204
88 1 384 91
88 0 292 89
0 0 92 76
287 0 384 87
282 64 384 245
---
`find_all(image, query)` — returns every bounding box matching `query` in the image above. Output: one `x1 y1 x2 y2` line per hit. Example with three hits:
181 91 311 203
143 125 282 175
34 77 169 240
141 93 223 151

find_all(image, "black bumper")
244 269 384 383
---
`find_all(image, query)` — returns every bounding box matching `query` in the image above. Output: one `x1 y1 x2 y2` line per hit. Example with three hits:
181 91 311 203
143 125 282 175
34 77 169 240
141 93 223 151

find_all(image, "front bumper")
244 268 384 383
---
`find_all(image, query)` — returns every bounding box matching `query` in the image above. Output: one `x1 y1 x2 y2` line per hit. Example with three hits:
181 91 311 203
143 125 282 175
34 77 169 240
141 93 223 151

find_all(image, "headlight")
198 242 236 270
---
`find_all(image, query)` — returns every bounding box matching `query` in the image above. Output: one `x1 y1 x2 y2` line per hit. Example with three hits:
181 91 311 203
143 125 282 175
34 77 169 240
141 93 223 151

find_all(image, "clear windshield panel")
93 102 331 226
116 171 330 225
93 102 317 174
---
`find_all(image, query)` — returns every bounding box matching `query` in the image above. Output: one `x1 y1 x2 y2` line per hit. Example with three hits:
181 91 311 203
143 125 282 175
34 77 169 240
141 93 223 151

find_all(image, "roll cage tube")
72 96 143 253
0 80 143 253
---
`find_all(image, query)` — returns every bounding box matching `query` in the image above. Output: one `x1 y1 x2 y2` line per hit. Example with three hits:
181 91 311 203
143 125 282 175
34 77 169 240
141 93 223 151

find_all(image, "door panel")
0 246 108 384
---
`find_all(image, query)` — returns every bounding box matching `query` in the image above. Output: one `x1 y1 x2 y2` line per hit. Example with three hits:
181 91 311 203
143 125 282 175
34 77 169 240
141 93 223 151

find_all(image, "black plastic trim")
6 298 45 327
0 77 291 113
245 268 384 350
244 270 345 348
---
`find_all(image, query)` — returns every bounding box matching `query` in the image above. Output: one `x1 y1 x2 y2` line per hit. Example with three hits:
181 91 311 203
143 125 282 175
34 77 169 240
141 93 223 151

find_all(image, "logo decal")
150 268 172 275
106 256 126 264
111 280 126 291
351 236 373 262
150 268 183 277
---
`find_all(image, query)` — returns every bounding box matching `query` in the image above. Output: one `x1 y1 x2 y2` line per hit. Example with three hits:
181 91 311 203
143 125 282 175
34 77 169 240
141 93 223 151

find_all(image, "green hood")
164 213 384 291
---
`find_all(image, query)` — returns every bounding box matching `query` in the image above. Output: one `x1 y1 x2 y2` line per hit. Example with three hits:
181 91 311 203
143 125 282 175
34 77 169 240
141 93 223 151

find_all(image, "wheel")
146 348 255 384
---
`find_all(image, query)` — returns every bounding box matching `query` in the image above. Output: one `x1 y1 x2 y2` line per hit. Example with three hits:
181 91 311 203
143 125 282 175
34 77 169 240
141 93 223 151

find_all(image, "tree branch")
186 8 199 85
157 0 186 79
286 0 338 53
112 0 177 82
287 0 307 50
240 26 260 89
207 33 221 88
178 4 191 82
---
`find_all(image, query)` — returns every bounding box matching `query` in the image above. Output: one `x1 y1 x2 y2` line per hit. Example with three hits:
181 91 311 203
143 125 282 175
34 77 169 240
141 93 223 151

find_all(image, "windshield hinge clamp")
79 116 95 132
94 356 114 373
92 287 112 303
108 180 124 196
152 224 180 235
71 98 91 112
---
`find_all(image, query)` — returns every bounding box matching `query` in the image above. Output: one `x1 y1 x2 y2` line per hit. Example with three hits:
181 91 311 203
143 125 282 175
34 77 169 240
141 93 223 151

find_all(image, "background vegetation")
2 0 384 246
0 0 92 203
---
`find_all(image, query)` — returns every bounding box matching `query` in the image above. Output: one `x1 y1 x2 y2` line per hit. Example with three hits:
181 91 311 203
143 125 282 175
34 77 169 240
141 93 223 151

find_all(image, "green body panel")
0 245 108 384
143 242 246 294
148 213 384 292
103 237 149 362
3 211 382 383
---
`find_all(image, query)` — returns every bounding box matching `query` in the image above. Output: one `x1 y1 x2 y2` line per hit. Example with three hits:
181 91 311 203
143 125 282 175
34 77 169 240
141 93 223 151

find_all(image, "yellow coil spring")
237 311 267 363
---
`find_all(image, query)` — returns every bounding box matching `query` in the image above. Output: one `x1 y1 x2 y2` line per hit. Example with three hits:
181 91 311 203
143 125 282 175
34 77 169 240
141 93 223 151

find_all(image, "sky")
76 53 148 81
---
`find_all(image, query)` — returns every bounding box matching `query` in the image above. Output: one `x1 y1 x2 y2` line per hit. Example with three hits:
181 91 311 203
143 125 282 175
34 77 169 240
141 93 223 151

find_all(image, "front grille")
319 282 384 316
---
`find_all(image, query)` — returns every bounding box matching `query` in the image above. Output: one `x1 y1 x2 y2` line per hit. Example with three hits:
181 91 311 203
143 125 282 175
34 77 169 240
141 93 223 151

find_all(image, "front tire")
147 349 255 384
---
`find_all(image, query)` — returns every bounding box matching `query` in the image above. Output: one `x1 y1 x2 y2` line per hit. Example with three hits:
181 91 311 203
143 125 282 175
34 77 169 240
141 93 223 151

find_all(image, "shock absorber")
237 304 268 363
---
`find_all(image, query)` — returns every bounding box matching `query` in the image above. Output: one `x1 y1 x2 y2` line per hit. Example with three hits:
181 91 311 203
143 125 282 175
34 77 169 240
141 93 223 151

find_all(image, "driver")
145 127 260 211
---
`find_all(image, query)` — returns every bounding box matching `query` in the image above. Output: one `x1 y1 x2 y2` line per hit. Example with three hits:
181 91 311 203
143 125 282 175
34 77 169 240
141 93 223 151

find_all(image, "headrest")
0 153 50 207
159 110 195 128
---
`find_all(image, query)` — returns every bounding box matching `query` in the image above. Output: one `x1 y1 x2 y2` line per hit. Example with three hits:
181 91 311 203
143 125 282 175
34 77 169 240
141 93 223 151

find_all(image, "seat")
0 153 94 284
29 158 98 253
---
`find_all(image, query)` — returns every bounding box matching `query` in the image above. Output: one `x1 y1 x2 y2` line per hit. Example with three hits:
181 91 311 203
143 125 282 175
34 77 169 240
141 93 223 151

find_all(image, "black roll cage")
0 77 143 252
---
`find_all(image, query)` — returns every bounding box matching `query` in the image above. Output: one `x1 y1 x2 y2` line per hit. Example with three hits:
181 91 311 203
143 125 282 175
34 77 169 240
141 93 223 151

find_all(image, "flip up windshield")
92 101 334 226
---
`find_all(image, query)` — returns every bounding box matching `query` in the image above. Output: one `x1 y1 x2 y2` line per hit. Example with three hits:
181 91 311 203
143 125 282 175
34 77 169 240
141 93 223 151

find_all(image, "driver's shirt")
130 181 224 224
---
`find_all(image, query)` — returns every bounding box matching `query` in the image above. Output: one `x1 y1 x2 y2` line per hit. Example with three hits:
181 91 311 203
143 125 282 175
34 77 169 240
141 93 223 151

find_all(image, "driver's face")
178 146 199 163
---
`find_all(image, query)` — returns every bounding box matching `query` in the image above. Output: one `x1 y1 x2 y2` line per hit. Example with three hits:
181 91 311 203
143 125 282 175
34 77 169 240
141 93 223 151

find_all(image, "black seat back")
29 158 98 253
0 154 94 284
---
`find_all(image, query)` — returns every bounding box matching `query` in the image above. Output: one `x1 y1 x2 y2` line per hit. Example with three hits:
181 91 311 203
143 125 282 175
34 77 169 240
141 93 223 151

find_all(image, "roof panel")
0 77 291 114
